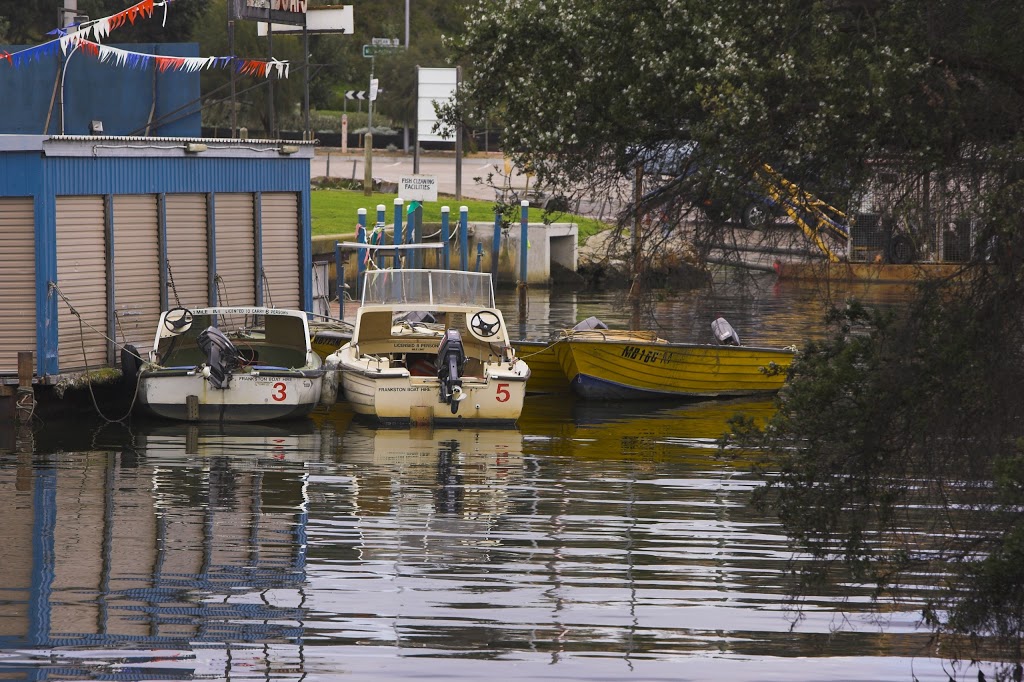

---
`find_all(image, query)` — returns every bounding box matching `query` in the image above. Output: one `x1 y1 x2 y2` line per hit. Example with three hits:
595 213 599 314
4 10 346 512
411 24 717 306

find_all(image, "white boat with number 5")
130 306 324 423
322 269 530 426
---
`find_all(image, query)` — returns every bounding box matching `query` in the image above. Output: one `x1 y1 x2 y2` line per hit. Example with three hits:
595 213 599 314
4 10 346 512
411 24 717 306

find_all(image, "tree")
79 0 207 43
446 0 1024 671
443 1 1022 228
192 0 306 134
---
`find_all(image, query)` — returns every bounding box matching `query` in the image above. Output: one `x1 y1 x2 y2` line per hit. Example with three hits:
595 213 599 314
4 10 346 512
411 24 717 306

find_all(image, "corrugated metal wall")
56 196 108 372
113 195 161 350
260 192 301 309
213 193 256 306
0 198 36 374
0 144 313 379
165 193 210 308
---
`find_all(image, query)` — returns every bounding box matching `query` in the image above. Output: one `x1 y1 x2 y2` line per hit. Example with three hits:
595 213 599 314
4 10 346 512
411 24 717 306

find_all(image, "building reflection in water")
0 420 327 677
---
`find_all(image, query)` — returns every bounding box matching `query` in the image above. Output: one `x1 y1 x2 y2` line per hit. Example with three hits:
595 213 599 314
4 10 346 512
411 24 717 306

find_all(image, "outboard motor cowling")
711 317 741 346
197 326 241 389
437 329 467 414
572 316 609 332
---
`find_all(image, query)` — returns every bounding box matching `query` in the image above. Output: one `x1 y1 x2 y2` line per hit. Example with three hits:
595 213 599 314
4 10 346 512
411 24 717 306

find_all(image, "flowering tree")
449 1 1024 673
444 0 1021 241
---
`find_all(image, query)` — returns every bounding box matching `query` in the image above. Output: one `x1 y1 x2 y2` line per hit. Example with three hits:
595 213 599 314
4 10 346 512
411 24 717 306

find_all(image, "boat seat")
160 347 206 368
463 357 484 378
253 346 307 368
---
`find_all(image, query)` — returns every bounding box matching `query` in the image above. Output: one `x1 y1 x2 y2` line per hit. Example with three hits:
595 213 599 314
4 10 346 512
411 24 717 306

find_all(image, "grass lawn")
311 188 610 244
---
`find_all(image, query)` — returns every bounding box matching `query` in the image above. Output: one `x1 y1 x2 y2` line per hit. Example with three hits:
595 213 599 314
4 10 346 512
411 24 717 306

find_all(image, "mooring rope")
49 282 144 423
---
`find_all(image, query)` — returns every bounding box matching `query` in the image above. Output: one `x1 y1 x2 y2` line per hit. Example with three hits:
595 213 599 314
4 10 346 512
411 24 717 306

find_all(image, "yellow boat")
558 321 794 401
308 319 354 360
514 338 571 394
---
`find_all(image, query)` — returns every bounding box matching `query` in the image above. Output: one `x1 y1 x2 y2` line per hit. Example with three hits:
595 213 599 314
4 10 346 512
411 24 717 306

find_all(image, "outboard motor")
437 329 467 414
197 326 241 389
711 317 742 346
572 316 609 332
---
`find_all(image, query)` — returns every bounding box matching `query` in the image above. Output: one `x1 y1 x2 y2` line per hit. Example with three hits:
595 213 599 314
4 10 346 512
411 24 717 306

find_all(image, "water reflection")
0 418 318 679
0 281 978 681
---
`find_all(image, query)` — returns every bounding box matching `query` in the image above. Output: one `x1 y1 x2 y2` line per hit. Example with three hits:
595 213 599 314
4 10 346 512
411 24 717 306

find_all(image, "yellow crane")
754 164 850 262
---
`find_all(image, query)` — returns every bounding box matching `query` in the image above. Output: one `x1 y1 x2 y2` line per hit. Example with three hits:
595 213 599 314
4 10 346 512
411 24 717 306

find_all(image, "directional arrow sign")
345 90 366 100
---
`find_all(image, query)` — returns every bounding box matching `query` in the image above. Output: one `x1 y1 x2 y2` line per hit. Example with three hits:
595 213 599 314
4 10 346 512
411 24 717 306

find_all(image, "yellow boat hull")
515 339 571 394
560 333 793 400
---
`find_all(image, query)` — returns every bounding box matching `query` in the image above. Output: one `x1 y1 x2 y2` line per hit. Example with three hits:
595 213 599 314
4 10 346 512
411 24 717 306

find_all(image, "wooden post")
14 351 34 425
629 163 644 329
518 200 528 321
441 206 451 270
491 212 502 280
459 206 469 271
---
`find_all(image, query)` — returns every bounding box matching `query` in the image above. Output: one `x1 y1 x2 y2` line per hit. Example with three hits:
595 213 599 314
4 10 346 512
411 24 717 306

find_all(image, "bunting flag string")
0 2 289 81
1 0 172 69
77 0 163 43
58 36 289 79
0 35 289 79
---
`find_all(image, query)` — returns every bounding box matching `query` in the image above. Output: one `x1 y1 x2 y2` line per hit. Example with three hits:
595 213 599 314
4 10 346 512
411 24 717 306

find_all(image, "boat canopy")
360 269 495 308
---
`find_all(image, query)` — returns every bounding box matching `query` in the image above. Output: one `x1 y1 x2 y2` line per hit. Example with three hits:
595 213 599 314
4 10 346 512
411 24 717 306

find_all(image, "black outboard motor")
437 329 467 414
572 316 609 332
197 326 241 389
711 317 742 346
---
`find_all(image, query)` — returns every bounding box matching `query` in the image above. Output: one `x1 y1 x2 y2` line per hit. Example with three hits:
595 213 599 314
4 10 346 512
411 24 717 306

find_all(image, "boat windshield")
361 269 495 307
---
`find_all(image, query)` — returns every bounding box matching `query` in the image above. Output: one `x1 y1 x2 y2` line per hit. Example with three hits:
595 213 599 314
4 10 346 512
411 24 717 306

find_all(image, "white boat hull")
332 269 531 425
139 370 322 423
341 363 529 425
136 306 326 423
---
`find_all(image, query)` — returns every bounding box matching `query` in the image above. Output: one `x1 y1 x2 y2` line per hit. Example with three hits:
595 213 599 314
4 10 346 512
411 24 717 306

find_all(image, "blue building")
0 42 203 137
0 134 315 383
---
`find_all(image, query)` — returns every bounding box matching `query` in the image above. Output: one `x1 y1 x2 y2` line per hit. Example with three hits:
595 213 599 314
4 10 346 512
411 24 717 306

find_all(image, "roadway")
310 148 621 219
311 149 520 203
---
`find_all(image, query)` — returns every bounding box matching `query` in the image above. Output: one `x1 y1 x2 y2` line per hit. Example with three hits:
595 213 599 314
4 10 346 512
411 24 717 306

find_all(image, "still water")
0 275 968 681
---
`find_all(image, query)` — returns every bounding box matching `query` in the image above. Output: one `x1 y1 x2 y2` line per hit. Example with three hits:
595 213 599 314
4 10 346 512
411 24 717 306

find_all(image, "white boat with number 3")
131 306 325 422
322 269 530 426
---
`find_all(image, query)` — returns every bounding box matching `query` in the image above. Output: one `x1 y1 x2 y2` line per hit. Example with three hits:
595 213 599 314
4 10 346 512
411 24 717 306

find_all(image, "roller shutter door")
113 195 160 349
214 193 256 306
260 192 301 309
165 194 209 308
56 196 108 372
0 198 36 375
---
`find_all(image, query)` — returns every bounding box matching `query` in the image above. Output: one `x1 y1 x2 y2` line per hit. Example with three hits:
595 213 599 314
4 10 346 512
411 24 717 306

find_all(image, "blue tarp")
0 42 201 136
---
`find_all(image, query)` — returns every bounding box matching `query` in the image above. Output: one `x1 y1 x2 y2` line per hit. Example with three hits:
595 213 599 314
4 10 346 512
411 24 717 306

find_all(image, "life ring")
121 344 142 385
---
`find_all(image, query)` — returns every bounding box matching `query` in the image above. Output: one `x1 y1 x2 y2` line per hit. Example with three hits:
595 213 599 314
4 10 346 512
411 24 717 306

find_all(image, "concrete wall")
313 222 578 291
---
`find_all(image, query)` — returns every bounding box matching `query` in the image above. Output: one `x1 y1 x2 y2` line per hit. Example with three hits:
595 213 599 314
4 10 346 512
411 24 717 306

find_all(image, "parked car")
632 141 781 229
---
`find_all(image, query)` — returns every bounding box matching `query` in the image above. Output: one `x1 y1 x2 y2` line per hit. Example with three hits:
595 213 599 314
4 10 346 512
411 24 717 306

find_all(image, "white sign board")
369 78 379 102
399 175 438 202
417 67 458 143
257 5 353 35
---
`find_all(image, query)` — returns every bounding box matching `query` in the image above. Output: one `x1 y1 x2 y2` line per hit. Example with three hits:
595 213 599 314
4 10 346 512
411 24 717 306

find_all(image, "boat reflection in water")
340 423 524 523
0 418 321 680
520 392 778 464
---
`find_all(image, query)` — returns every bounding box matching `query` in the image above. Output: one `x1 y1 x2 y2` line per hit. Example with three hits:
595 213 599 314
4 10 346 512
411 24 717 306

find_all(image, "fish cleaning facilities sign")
399 175 438 202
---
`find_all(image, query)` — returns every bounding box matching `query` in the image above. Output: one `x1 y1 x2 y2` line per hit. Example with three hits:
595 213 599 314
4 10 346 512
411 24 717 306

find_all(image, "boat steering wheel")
163 307 194 334
470 310 501 339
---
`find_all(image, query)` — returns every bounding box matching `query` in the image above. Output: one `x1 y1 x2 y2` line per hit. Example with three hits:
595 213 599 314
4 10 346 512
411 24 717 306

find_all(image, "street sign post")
362 42 401 58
